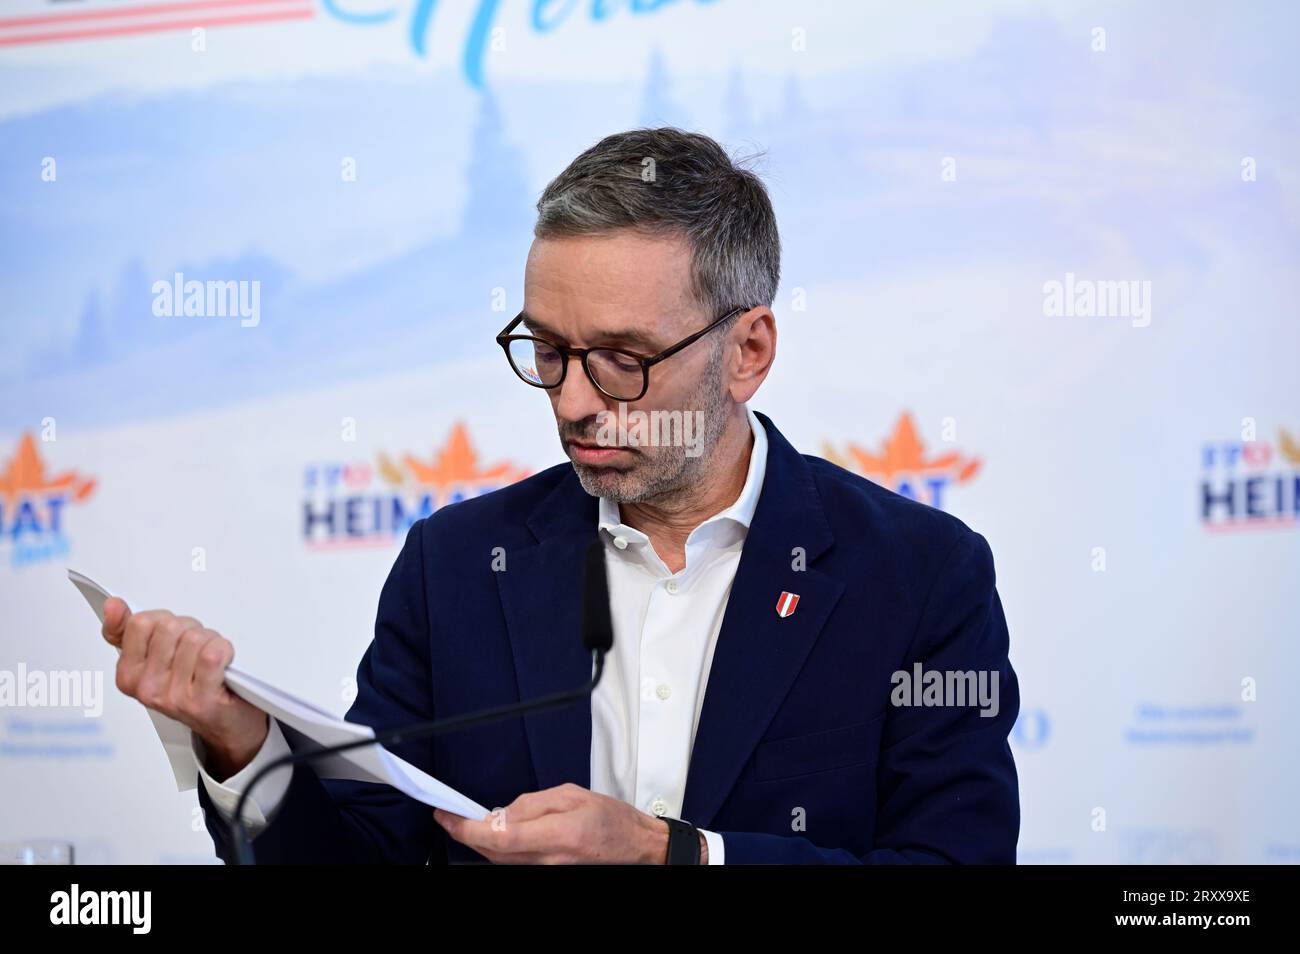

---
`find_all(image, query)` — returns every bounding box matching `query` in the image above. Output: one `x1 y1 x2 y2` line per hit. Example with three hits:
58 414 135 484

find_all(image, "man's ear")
728 308 776 403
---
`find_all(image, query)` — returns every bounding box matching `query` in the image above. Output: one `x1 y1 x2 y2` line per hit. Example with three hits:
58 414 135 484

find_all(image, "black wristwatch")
661 816 702 865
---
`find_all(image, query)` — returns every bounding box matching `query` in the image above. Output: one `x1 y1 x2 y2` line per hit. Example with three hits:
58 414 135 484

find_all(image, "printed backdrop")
1 0 1297 863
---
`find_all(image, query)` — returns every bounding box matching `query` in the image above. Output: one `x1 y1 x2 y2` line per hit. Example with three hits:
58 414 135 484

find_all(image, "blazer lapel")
495 475 598 793
681 413 845 828
493 412 844 827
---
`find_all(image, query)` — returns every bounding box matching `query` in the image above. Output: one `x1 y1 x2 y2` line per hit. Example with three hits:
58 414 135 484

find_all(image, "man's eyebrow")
519 311 661 352
518 311 560 339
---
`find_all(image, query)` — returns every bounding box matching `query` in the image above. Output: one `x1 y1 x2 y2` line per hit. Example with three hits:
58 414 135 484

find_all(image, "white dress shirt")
590 404 766 864
196 406 768 866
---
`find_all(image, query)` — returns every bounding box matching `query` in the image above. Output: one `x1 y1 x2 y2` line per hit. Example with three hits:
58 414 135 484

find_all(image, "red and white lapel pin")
775 591 800 618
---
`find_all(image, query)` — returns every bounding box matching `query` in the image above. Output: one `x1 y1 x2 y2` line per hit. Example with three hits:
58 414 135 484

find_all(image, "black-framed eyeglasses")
495 305 745 402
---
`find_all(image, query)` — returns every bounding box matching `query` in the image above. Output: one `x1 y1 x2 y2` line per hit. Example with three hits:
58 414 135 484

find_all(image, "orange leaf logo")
823 412 981 503
385 423 529 500
0 433 97 509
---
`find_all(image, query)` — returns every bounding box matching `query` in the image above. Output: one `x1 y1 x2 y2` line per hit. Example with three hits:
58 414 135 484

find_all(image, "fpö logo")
0 433 97 571
1200 422 1300 531
821 412 981 511
302 423 529 549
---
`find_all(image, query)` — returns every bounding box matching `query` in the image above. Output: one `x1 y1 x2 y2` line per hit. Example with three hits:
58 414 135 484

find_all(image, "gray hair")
534 127 781 320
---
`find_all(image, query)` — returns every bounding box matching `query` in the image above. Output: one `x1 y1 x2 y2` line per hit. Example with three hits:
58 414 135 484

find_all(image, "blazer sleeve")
717 529 1021 864
198 518 446 864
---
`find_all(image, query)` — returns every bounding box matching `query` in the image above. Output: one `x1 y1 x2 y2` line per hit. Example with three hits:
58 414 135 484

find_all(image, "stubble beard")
565 343 731 507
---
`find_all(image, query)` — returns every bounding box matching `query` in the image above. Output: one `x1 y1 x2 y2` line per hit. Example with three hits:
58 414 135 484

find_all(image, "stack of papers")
68 569 487 820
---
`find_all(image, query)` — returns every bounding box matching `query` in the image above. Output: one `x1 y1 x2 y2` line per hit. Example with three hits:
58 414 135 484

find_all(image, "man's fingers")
116 609 167 696
169 626 215 710
100 596 131 647
135 615 198 710
192 634 234 699
438 811 571 862
119 609 169 673
504 784 586 823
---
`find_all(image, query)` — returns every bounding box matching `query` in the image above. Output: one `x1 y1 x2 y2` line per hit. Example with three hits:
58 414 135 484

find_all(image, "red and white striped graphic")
0 0 315 49
775 591 800 618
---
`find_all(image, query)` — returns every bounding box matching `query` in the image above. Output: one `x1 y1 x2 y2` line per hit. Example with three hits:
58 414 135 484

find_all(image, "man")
101 127 1020 864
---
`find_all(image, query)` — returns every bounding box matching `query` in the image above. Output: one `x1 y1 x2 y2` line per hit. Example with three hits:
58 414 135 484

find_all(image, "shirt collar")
597 404 768 540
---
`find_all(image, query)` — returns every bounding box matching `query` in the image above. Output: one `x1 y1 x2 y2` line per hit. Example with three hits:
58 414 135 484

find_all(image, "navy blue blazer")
199 411 1020 864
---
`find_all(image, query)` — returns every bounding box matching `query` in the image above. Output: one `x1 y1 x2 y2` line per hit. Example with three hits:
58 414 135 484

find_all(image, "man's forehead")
523 233 700 342
526 232 691 295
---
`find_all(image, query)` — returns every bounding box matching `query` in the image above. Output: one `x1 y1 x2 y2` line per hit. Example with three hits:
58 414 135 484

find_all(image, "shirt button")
613 536 628 550
665 579 679 594
650 798 668 816
656 683 672 700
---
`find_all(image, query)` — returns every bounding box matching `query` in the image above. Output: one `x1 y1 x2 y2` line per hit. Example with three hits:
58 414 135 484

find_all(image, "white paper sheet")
69 568 488 820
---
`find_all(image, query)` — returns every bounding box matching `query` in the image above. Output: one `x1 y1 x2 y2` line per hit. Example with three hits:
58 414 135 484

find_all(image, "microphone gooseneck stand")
226 538 615 865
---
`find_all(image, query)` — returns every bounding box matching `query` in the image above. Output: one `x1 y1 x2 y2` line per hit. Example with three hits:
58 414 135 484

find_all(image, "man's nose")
553 353 613 424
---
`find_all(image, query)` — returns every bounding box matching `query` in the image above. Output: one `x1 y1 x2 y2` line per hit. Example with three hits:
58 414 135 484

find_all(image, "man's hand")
101 596 268 779
433 783 706 864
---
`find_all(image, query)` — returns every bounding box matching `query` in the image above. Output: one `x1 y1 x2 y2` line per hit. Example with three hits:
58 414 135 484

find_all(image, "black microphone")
582 535 614 655
228 537 613 865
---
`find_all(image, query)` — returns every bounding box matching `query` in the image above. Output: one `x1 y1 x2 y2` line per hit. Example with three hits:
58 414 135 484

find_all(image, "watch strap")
661 816 701 865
